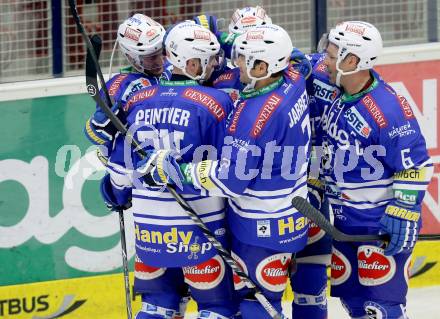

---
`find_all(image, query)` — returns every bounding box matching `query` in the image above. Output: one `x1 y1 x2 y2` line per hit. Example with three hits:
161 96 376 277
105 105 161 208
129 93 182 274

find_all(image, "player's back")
108 79 234 267
220 71 311 252
123 79 233 161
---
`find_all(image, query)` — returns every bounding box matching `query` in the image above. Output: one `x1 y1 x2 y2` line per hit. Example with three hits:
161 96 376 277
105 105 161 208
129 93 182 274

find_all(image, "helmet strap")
108 40 118 80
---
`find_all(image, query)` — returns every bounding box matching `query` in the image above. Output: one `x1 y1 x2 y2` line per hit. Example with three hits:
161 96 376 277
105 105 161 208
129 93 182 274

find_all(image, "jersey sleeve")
378 95 431 172
378 94 433 204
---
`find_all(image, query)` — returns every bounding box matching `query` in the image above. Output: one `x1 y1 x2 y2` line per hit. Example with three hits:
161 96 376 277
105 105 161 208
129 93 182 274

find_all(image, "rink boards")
0 240 439 318
0 43 440 318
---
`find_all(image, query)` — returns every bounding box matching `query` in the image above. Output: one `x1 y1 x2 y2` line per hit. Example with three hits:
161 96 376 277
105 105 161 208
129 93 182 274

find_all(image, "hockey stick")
292 197 440 242
292 197 388 242
69 1 282 318
85 35 132 319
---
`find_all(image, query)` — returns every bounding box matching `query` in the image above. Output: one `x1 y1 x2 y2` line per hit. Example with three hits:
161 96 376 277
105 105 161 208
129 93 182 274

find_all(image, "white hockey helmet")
117 14 165 73
232 24 293 86
164 21 220 81
228 6 272 35
328 21 383 74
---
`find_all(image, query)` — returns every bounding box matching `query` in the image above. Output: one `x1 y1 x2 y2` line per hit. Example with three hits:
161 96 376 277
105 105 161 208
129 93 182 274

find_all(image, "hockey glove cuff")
290 48 312 80
379 200 421 256
85 102 125 145
100 174 132 211
136 150 192 189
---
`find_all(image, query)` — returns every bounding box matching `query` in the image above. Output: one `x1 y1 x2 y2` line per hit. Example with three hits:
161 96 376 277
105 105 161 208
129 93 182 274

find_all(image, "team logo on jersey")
307 221 325 244
365 301 387 319
109 74 129 96
228 101 246 133
397 95 415 119
331 248 351 285
124 27 141 42
183 255 225 290
344 106 372 138
134 255 166 280
182 88 225 121
251 93 282 137
361 95 388 128
255 253 291 292
257 220 271 237
358 245 396 286
231 251 248 290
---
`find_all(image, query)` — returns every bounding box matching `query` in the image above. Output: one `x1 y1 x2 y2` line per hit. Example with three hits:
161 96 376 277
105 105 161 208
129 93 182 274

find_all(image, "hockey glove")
136 150 192 190
100 174 132 211
379 200 421 256
290 48 312 80
84 101 125 146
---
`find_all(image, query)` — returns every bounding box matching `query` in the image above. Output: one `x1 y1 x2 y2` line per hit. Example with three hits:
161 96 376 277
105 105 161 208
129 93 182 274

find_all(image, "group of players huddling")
84 6 433 319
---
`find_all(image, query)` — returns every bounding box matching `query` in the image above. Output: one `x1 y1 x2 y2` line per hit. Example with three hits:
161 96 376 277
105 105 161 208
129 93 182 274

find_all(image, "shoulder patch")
109 74 129 96
361 94 388 128
397 95 415 120
228 101 247 134
124 87 158 111
182 88 226 121
251 93 283 138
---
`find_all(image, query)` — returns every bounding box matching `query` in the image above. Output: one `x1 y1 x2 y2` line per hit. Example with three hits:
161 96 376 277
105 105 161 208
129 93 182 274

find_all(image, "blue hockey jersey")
106 78 233 267
187 70 311 253
319 70 432 233
84 65 172 148
212 67 242 103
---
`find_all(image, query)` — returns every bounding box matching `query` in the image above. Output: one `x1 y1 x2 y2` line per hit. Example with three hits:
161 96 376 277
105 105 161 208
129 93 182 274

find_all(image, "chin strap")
108 40 118 80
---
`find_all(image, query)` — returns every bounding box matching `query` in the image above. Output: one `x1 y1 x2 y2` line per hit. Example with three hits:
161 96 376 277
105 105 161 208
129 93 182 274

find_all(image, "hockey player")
100 21 237 319
194 10 328 318
317 21 433 318
141 24 311 319
84 13 167 156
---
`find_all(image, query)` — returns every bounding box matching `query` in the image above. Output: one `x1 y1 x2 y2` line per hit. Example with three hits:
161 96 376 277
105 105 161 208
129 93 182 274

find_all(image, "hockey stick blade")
292 197 389 242
70 1 282 318
85 34 102 96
